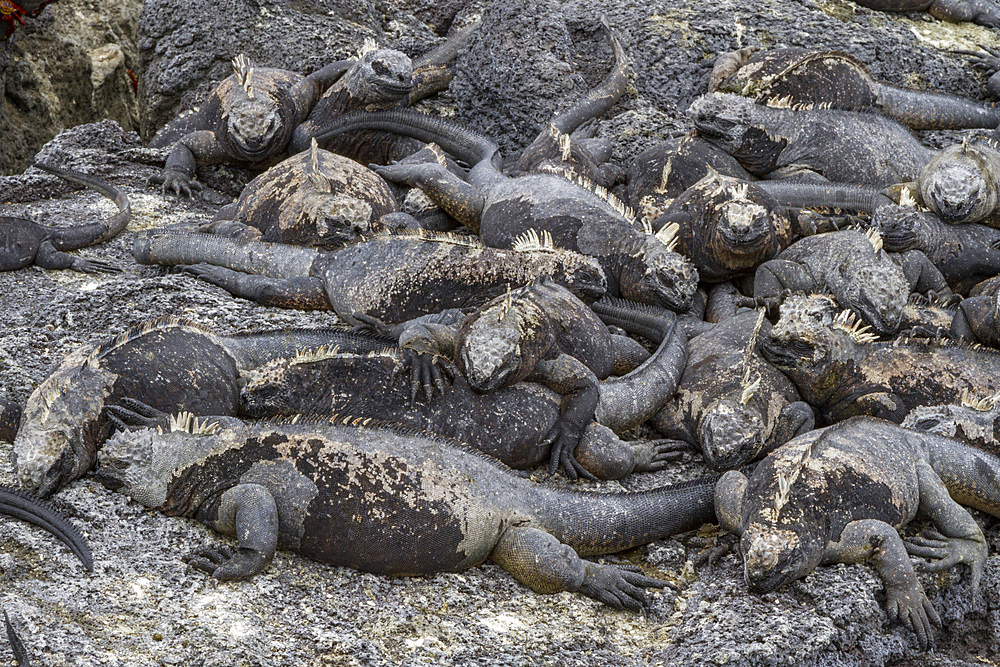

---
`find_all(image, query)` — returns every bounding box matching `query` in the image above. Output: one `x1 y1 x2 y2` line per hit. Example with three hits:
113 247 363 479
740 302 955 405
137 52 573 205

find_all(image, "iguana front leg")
490 526 671 611
177 264 331 310
35 241 121 274
714 470 747 534
289 60 356 117
903 460 988 591
189 483 279 580
530 354 601 480
895 249 954 301
387 312 464 402
371 162 484 233
824 519 941 648
151 130 227 198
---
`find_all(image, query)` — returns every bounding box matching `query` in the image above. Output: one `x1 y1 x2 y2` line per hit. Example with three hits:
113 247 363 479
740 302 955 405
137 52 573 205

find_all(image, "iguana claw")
578 561 673 612
149 169 203 198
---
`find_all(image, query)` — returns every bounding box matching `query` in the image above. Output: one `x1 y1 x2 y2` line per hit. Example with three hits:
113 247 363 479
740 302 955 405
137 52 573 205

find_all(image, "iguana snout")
360 49 414 100
227 98 282 159
922 162 989 222
742 526 812 593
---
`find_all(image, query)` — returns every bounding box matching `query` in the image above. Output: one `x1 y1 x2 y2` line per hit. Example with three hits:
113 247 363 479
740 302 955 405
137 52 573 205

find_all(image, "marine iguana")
908 141 1000 227
688 93 934 187
305 108 699 311
196 140 398 249
651 309 814 471
1 485 92 571
852 0 1000 28
715 415 997 648
873 202 1000 292
511 16 628 188
287 23 477 161
1 163 130 273
651 171 794 282
375 279 658 479
949 290 1000 347
954 44 1000 98
708 47 1000 130
902 393 1000 452
744 228 951 335
133 228 607 323
13 318 391 497
3 608 30 667
760 293 1000 423
95 414 720 611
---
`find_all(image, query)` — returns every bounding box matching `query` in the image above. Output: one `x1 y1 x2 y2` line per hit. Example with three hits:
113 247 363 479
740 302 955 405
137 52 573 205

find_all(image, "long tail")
0 485 93 571
308 108 500 167
755 181 893 213
3 608 30 667
532 474 720 555
549 15 629 135
33 163 131 251
591 297 687 432
133 231 321 280
925 435 1000 518
878 84 1000 130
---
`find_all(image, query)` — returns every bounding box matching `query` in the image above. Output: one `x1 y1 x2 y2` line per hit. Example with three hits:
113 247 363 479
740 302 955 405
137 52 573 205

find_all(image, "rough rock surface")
0 0 142 175
2 0 1000 664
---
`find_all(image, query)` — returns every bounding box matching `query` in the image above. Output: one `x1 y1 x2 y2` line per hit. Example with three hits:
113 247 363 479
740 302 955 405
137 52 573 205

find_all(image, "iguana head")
456 291 545 393
300 192 374 246
13 350 117 497
615 236 699 311
698 397 764 471
741 523 822 593
919 148 997 224
357 49 413 105
687 94 787 174
226 96 283 160
840 260 907 335
759 294 867 374
872 204 927 252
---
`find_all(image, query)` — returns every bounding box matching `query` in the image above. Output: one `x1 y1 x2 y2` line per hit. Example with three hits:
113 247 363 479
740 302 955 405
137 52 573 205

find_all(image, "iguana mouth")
375 78 414 96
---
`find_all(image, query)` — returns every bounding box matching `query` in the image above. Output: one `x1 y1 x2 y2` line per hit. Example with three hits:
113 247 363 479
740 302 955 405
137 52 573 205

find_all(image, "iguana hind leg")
490 526 670 611
190 483 279 580
930 0 1000 27
372 162 484 233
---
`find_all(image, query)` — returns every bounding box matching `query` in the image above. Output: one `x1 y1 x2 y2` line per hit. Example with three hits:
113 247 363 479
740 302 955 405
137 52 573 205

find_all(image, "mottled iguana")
95 414 719 611
716 415 998 647
2 163 130 273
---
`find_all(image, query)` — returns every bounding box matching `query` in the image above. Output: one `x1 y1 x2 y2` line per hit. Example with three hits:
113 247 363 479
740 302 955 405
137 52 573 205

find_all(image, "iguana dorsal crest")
536 165 637 224
960 389 1000 412
832 308 879 343
307 139 333 193
357 38 379 59
864 227 883 252
160 411 222 436
232 54 256 99
512 228 557 253
654 222 679 252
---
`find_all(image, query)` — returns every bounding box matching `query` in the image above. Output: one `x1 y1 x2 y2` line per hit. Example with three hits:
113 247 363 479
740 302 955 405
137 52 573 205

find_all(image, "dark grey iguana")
902 395 1000 453
1 163 130 273
0 485 92 571
948 291 1000 347
511 16 628 188
852 0 1000 28
305 108 699 311
3 607 30 667
904 141 1000 227
95 414 719 611
954 44 1000 99
650 309 814 471
133 228 607 323
744 228 952 335
715 415 998 648
373 279 661 479
708 47 1000 130
760 293 1000 424
873 201 1000 293
196 140 398 249
688 93 934 187
13 318 391 497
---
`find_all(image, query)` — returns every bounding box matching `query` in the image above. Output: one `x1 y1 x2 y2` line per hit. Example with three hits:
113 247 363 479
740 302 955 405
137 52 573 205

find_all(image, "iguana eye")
372 61 389 76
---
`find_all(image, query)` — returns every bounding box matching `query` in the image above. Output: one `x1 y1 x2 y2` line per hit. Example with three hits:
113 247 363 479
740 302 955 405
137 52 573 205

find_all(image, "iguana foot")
395 348 456 403
149 169 203 198
952 45 1000 74
541 420 597 481
905 528 987 591
106 398 169 432
631 439 688 472
185 544 270 580
369 161 423 188
884 582 941 649
689 533 737 570
578 561 673 612
351 312 397 339
175 263 233 287
70 256 122 274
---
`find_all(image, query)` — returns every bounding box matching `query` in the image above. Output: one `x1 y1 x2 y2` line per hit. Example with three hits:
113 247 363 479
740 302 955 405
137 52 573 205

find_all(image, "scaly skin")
716 416 997 648
688 93 934 187
96 416 720 611
302 108 700 311
950 291 1000 347
1 163 130 273
760 293 1000 424
133 229 608 323
0 485 93 571
201 141 398 249
12 317 391 497
914 142 1000 227
853 0 1000 28
652 309 814 470
902 401 1000 455
709 47 1000 130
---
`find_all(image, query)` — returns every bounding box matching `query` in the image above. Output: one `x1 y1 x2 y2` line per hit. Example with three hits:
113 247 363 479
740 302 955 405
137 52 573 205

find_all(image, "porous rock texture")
2 1 1000 665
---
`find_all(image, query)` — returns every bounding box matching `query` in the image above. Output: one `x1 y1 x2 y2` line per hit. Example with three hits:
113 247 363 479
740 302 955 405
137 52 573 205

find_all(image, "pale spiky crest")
740 368 761 405
375 228 484 249
293 345 341 364
864 227 883 252
161 411 221 436
898 187 918 208
654 222 680 252
831 309 880 343
307 139 332 193
496 288 516 322
512 228 556 253
84 317 209 368
426 143 448 167
559 130 572 162
771 439 819 519
535 165 637 223
232 54 255 99
657 158 674 191
727 182 750 201
357 38 379 59
960 389 1000 412
738 309 766 404
765 95 795 109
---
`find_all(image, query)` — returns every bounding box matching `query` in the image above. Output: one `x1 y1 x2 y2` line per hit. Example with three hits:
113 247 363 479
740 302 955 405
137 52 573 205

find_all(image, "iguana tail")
925 434 1000 518
0 485 93 571
308 108 501 168
755 181 893 213
133 232 321 279
33 163 131 250
591 297 688 432
878 84 1000 130
549 15 629 135
3 608 30 667
532 474 720 555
